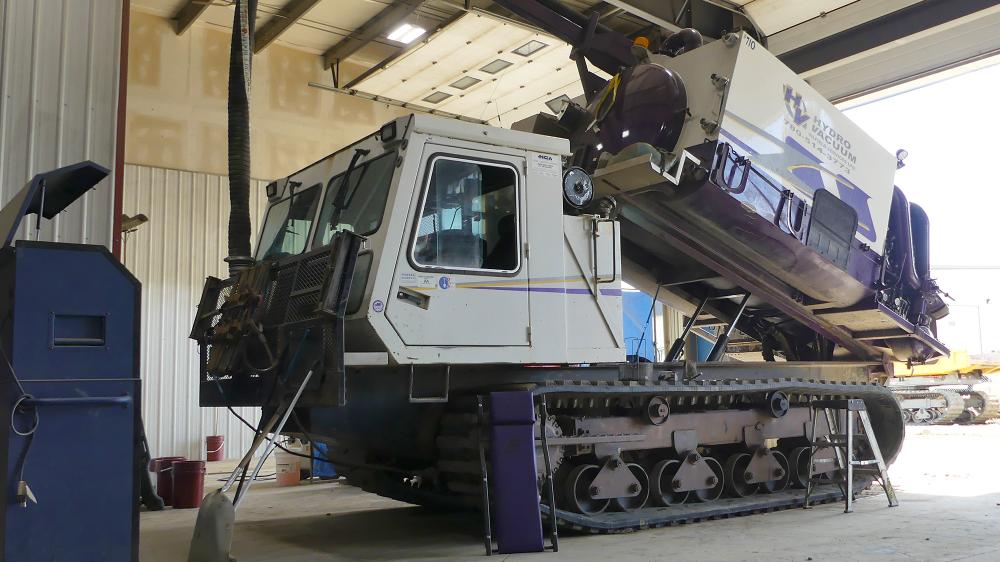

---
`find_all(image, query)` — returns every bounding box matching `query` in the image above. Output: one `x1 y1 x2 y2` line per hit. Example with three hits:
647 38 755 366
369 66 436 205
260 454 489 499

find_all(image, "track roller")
789 446 810 488
723 453 759 497
650 459 689 506
611 463 650 511
693 457 725 502
761 450 790 493
565 464 610 514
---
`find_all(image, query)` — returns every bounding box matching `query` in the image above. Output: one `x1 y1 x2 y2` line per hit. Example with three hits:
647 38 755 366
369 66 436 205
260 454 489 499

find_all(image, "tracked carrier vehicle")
891 352 1000 424
191 2 948 542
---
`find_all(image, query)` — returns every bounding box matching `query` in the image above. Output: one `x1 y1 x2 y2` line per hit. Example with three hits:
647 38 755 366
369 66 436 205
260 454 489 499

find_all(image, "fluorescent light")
387 24 413 41
596 143 603 151
387 23 426 44
400 26 426 43
621 129 630 138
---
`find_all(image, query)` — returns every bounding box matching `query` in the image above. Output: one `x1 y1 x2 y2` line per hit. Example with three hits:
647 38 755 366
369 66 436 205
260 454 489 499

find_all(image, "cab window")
313 152 397 247
411 156 519 273
257 185 320 260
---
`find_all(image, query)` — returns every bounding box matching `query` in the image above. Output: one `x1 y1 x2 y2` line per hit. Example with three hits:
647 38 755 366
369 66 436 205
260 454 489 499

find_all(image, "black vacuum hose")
226 0 257 275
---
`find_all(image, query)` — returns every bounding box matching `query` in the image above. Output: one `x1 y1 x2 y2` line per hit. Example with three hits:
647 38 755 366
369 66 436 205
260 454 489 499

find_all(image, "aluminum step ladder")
804 398 898 513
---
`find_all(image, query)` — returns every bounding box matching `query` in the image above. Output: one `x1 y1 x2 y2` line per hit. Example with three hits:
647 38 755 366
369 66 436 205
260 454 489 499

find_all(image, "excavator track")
963 389 1000 424
930 389 964 425
422 376 901 534
894 388 965 425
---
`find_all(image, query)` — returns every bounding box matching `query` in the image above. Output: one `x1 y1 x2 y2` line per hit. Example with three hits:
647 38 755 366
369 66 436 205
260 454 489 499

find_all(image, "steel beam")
322 0 425 69
778 0 999 73
583 1 624 22
603 0 682 33
254 0 324 53
173 0 211 35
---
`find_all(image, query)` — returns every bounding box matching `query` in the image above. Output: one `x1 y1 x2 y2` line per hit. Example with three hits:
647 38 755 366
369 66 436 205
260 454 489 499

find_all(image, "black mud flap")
806 189 857 270
318 231 364 406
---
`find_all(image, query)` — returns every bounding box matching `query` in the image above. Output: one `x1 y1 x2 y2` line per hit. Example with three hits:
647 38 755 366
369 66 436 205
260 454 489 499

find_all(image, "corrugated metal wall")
0 0 120 247
663 307 684 350
122 164 268 460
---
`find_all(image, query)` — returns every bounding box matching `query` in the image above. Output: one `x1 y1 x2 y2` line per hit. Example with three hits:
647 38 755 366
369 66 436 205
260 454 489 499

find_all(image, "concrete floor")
141 424 1000 561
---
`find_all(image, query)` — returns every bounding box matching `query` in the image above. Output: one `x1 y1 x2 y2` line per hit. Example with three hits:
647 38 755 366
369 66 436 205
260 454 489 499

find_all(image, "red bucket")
171 460 206 509
205 435 225 461
151 456 186 506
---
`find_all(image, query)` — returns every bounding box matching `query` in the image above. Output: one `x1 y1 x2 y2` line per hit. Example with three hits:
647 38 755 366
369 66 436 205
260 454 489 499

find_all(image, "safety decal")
400 272 437 288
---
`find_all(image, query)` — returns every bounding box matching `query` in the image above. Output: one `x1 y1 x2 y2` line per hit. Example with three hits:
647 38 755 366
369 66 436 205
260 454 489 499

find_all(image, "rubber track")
933 389 967 424
541 485 861 533
393 377 901 534
522 376 898 533
533 377 893 399
894 388 965 425
968 389 1000 424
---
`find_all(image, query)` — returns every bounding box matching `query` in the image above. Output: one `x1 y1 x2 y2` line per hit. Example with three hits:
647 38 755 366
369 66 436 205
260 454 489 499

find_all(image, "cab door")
386 145 530 346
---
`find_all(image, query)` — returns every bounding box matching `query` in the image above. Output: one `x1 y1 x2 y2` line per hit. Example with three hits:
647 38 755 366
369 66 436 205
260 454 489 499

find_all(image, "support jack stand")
476 392 558 555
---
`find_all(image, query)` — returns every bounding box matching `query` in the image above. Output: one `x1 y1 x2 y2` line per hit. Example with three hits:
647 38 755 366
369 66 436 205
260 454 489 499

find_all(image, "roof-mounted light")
379 120 398 143
387 23 426 44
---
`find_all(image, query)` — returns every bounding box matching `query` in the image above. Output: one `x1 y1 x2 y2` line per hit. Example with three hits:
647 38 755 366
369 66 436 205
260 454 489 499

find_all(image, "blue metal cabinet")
0 163 141 562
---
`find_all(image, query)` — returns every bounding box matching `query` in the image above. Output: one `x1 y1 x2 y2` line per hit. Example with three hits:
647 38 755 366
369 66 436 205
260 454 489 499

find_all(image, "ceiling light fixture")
387 23 426 44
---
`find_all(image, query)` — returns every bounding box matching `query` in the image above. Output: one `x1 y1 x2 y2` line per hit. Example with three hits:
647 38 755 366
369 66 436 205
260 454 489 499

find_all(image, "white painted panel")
0 0 120 247
743 0 855 35
722 35 896 249
766 0 924 55
352 10 607 127
803 5 1000 102
123 164 269 460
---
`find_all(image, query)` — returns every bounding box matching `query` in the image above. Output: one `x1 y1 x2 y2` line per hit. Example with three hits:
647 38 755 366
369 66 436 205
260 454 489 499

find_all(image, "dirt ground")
141 423 1000 561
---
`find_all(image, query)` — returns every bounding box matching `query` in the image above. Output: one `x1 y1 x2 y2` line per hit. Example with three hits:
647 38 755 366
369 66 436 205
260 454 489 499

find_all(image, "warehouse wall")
123 7 413 459
0 0 122 247
122 164 268 460
126 8 408 180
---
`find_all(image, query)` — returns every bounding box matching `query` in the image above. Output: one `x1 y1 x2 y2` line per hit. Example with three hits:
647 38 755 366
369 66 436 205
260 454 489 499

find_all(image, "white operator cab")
254 114 624 366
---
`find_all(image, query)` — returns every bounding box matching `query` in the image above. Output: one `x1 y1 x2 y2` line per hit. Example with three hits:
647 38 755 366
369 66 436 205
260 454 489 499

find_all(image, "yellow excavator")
890 351 1000 424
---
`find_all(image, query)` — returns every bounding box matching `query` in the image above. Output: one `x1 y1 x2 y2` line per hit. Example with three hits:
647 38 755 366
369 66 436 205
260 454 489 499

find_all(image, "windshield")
313 151 397 247
257 185 320 260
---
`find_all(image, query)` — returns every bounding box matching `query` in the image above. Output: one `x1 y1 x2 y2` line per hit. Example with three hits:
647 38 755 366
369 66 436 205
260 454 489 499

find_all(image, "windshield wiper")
330 148 369 221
